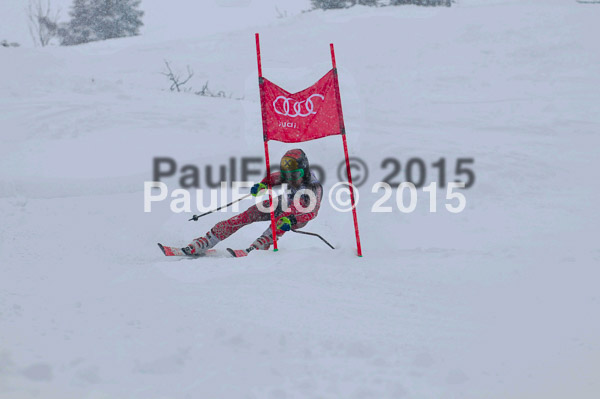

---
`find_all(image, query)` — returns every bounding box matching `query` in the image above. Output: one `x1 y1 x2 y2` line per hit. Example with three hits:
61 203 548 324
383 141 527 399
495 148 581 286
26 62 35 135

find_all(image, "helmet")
280 149 310 182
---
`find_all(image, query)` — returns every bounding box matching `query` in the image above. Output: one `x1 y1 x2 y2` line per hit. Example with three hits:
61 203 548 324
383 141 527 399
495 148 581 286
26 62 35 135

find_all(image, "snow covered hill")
1 1 599 398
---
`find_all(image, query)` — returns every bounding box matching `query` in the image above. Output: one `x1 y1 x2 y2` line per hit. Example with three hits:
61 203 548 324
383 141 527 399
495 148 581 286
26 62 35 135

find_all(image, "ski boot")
250 234 273 251
182 230 220 256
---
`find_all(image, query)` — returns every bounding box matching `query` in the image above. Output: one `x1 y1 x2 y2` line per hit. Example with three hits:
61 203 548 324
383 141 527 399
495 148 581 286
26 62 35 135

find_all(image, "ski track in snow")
1 1 600 398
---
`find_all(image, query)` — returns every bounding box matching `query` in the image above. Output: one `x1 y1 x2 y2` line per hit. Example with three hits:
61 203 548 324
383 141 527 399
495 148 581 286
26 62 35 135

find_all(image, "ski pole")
188 193 252 221
291 229 335 249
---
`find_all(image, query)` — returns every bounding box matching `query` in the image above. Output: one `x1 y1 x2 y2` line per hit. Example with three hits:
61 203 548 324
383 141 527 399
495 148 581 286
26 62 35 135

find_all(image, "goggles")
281 168 304 181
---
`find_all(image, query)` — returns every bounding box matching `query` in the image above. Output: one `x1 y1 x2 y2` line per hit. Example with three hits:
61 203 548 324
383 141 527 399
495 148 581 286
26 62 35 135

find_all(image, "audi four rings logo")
273 94 325 118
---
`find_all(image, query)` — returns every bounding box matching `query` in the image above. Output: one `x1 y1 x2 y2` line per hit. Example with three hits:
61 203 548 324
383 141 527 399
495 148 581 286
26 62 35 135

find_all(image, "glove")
251 182 267 197
276 215 297 232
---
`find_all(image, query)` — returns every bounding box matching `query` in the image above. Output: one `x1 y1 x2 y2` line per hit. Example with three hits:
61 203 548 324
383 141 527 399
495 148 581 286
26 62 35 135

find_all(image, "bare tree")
161 60 194 92
27 0 60 47
275 6 288 18
195 81 227 98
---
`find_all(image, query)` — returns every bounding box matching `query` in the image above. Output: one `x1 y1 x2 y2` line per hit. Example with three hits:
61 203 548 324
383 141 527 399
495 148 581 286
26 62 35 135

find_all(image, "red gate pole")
256 33 279 251
330 43 363 257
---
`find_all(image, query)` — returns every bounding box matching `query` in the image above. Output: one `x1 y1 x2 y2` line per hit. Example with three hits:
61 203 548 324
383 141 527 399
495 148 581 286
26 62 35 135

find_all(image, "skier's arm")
251 172 284 197
260 172 284 187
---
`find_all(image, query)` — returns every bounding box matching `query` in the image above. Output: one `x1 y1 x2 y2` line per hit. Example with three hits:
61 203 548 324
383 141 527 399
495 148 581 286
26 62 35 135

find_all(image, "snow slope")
1 1 599 398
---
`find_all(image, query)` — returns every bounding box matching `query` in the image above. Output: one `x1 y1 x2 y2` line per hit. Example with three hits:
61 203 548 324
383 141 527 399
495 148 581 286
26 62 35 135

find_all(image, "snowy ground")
1 1 599 398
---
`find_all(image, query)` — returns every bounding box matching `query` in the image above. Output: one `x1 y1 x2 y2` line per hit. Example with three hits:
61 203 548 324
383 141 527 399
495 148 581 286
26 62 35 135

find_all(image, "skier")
181 148 323 255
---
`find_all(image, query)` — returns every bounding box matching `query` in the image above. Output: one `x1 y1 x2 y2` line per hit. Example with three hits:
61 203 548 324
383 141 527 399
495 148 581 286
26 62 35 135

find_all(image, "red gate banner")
261 70 341 143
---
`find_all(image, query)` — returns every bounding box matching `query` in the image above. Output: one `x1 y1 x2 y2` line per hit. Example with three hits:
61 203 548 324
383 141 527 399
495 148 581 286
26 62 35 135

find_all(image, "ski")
157 243 220 257
158 243 254 258
226 246 258 257
226 248 249 258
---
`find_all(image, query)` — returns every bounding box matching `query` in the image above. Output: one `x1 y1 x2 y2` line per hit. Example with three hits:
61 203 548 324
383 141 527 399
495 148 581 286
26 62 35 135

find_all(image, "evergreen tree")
311 0 380 9
60 0 94 45
92 0 144 41
60 0 143 45
311 0 353 9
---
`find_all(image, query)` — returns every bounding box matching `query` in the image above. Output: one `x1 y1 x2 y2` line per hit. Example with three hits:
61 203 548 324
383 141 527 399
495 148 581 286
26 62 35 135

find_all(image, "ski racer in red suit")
182 149 323 255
